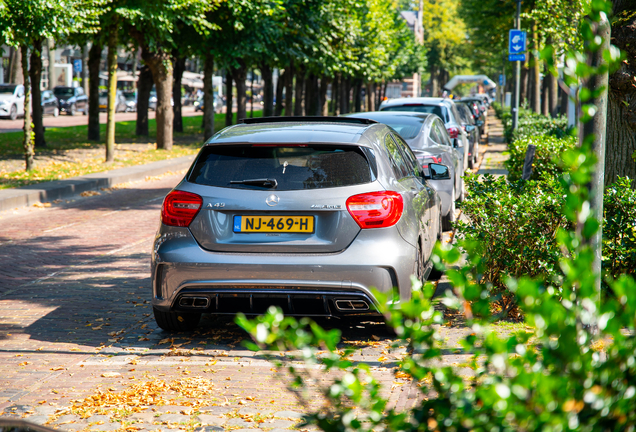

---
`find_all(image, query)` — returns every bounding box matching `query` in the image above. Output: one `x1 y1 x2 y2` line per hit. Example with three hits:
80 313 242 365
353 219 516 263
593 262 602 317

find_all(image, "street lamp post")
512 0 522 131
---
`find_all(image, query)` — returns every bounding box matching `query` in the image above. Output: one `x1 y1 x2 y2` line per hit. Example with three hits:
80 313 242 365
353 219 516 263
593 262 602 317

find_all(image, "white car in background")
0 84 25 120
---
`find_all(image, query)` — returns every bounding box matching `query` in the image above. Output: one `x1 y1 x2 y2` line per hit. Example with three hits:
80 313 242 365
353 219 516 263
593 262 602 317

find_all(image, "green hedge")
505 134 577 181
458 173 636 295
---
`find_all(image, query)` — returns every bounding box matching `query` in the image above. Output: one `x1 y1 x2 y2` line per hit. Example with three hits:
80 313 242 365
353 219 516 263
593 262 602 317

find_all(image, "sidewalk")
0 156 195 213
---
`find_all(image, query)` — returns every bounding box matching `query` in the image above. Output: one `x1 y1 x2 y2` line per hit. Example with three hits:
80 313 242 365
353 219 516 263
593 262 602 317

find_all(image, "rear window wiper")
229 178 278 188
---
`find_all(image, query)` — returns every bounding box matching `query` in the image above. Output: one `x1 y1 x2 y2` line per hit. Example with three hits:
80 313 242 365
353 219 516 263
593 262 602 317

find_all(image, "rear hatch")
185 143 380 253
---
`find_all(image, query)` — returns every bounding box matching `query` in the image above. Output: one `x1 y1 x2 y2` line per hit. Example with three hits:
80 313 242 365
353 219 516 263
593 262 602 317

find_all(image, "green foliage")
603 177 636 279
457 174 568 299
506 134 577 181
501 107 571 143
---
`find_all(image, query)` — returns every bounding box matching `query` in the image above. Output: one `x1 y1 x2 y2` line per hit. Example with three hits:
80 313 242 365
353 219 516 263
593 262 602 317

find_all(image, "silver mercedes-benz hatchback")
151 117 449 331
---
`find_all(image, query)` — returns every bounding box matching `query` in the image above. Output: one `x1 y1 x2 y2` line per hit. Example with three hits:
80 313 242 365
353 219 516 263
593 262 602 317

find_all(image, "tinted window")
392 134 420 177
381 104 447 122
189 144 373 191
384 134 410 179
0 85 16 95
54 88 74 97
428 123 443 146
436 121 453 147
374 116 425 139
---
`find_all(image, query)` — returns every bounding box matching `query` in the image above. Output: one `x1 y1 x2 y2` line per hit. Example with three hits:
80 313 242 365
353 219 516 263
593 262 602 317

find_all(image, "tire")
53 107 59 118
153 307 201 332
82 108 87 116
68 104 76 116
468 146 475 169
429 212 444 280
9 104 17 121
442 188 456 232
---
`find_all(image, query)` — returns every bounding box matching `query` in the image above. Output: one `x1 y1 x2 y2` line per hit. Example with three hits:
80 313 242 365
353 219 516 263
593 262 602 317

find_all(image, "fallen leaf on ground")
102 372 121 378
50 367 65 371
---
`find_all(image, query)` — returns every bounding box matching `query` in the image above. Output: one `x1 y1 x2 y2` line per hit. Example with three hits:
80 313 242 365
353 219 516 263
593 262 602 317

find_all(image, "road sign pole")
512 0 521 131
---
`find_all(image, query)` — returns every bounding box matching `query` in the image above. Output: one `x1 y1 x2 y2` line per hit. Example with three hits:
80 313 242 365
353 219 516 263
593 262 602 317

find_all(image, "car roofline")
240 116 378 126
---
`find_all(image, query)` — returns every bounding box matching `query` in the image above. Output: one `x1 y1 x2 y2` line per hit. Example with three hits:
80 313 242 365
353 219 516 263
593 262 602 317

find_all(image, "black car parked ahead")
53 86 88 115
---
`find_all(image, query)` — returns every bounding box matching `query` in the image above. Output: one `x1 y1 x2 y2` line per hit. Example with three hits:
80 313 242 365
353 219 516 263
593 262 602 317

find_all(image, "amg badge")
310 204 342 209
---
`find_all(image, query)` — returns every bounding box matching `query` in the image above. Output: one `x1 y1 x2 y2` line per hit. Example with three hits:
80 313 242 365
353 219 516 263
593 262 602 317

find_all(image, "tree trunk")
532 22 541 114
353 79 362 113
233 64 247 122
345 78 352 113
520 63 528 107
21 44 34 171
139 51 173 150
284 61 294 116
605 2 636 186
541 69 549 116
250 69 254 118
366 82 376 112
559 83 568 116
10 46 24 85
274 68 285 116
81 45 88 95
30 39 45 149
319 76 329 116
293 66 304 116
332 74 340 115
136 64 152 136
225 70 233 126
88 41 102 141
261 63 274 117
340 76 348 114
106 24 118 162
548 73 558 118
430 65 439 97
202 54 215 140
133 27 174 150
172 54 185 133
305 73 319 116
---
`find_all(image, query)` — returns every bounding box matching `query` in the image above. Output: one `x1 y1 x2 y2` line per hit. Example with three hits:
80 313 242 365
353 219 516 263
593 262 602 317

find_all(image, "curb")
0 155 195 213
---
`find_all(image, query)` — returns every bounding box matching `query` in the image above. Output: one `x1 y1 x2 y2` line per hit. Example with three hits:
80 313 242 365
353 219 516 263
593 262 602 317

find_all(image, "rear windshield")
54 88 74 97
376 117 425 139
381 104 447 122
0 85 16 95
189 144 374 191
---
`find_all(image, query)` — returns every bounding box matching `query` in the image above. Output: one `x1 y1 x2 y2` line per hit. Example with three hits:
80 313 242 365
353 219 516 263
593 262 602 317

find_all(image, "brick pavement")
0 121 509 430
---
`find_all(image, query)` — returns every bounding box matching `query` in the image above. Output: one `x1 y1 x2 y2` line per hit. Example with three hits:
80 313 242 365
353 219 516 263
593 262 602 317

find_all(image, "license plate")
233 215 315 233
99 105 107 109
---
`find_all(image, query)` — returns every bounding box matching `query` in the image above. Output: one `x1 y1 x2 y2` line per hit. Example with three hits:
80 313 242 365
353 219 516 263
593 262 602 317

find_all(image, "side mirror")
476 120 484 127
424 163 451 180
465 125 476 132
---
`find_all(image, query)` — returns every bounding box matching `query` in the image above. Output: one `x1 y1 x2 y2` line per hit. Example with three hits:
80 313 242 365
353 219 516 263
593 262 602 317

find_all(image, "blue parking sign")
509 30 527 54
73 59 82 73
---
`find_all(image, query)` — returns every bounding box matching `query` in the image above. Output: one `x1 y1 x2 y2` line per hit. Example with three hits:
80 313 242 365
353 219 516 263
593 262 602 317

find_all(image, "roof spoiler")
240 116 378 125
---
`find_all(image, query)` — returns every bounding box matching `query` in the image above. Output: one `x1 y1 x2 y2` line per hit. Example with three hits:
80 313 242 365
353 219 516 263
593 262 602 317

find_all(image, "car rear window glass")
373 116 425 139
189 144 374 190
54 88 74 97
381 104 447 122
0 85 16 95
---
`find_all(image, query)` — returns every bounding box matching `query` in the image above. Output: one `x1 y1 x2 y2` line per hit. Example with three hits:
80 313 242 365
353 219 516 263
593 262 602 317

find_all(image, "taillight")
346 191 403 229
161 190 202 227
447 126 459 139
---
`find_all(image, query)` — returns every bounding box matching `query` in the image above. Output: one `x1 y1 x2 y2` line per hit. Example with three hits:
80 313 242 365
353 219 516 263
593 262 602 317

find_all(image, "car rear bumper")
151 225 417 317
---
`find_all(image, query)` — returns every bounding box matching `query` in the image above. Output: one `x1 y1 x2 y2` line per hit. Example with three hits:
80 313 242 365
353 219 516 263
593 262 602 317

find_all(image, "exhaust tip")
335 299 369 311
179 296 210 308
